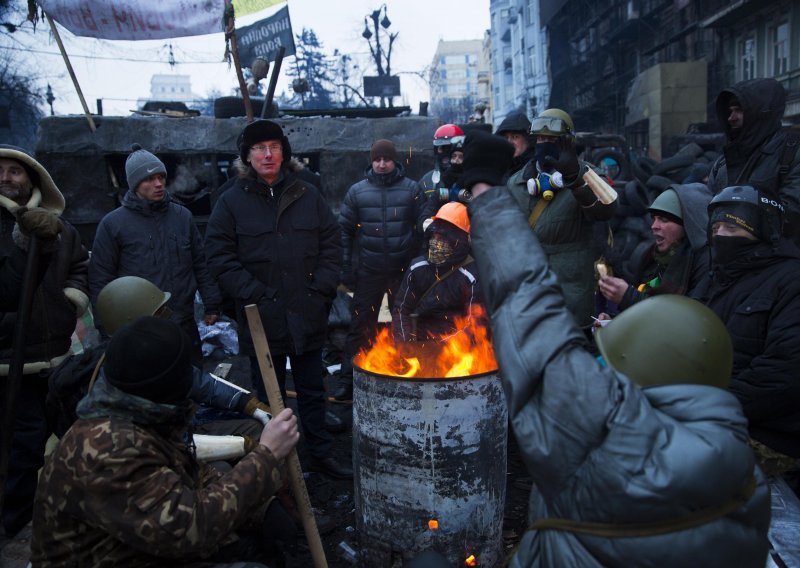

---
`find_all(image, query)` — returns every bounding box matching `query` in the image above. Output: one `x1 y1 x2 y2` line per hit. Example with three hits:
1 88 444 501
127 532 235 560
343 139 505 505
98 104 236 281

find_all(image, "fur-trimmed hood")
0 144 64 214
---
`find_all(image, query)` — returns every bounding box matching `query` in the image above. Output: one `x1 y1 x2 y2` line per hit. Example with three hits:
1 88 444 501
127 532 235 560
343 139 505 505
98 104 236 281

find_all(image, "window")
771 21 789 76
739 37 756 81
528 46 537 75
527 0 536 24
440 70 447 80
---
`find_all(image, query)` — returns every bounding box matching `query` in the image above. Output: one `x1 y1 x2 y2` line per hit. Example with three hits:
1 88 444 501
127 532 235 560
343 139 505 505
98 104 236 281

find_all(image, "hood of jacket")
671 182 713 252
716 79 786 163
365 161 407 186
0 144 65 214
121 188 172 215
77 373 195 430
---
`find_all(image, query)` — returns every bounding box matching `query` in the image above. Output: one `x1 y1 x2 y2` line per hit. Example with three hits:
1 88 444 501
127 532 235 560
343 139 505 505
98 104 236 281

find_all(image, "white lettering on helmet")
760 196 785 212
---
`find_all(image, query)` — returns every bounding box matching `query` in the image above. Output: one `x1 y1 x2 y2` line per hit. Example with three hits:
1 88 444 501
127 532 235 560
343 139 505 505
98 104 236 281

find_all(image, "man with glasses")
205 120 351 480
89 144 222 362
506 108 618 330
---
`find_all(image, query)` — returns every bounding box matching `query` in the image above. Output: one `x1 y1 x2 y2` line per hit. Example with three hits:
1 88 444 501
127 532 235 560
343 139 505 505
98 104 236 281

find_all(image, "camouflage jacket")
31 376 283 567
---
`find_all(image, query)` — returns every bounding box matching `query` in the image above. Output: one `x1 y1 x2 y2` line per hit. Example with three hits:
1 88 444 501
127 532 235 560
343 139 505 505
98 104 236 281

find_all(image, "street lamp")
45 83 55 116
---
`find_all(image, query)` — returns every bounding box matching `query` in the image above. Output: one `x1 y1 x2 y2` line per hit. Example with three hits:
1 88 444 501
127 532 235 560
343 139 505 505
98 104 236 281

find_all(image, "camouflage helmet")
530 108 574 137
594 295 732 389
97 276 171 335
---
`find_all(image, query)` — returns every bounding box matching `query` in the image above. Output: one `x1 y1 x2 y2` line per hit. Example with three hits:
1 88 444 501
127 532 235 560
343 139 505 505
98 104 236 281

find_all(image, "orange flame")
465 554 477 567
428 519 439 530
355 305 497 378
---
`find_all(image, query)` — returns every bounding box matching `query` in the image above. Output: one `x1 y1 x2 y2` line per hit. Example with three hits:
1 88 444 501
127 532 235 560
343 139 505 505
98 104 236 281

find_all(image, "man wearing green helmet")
506 108 618 330
458 133 769 566
597 183 713 313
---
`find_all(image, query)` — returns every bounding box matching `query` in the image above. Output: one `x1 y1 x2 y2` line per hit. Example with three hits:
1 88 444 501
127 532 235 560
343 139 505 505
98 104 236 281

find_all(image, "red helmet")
433 124 465 147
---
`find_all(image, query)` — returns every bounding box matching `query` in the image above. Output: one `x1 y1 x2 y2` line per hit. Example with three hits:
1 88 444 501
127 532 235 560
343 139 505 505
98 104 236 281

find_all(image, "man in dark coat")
461 130 769 567
89 144 222 362
495 110 535 182
708 78 800 245
705 185 800 473
0 145 89 537
335 138 429 401
204 120 350 479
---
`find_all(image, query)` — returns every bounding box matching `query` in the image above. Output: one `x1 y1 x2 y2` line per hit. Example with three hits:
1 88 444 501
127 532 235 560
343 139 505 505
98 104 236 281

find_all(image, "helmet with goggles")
530 108 574 138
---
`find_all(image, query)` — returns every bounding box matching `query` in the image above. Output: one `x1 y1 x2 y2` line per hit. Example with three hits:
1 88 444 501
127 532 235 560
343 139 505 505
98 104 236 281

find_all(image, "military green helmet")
648 188 683 222
530 108 575 137
97 276 171 335
595 295 732 389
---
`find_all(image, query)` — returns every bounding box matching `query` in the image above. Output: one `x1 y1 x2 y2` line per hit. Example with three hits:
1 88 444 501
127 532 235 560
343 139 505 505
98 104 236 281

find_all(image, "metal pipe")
262 46 286 119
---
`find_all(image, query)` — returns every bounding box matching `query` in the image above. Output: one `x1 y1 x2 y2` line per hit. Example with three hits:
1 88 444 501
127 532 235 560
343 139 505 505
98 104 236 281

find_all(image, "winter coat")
0 206 89 375
619 183 712 309
468 187 770 567
30 375 283 567
392 256 483 341
204 161 341 356
89 190 221 324
708 78 800 244
340 164 428 275
507 161 618 327
705 239 800 458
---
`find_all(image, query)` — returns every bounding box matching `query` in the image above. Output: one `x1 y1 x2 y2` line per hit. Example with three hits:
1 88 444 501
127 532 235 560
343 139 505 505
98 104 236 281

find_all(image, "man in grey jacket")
461 131 770 567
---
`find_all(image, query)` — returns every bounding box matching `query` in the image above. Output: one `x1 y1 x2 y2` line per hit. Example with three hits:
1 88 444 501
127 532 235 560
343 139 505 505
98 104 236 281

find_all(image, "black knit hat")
495 111 531 135
105 316 193 404
238 119 292 164
370 139 397 163
462 130 515 190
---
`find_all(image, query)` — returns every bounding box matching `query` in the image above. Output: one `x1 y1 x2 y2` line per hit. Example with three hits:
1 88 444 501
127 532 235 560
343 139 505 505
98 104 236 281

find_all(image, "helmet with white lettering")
708 185 784 243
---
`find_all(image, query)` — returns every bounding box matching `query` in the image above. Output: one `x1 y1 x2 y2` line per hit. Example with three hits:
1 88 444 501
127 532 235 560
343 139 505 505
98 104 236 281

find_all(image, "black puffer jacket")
339 164 427 274
89 191 221 321
705 240 800 457
205 163 340 356
708 78 800 243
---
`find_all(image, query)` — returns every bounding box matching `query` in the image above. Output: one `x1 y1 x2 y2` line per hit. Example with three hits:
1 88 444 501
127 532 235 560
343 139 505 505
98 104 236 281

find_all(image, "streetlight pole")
45 84 55 116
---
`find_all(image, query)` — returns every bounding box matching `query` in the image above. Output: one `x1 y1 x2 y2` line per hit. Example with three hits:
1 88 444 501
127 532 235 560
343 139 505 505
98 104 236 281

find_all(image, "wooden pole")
45 12 121 192
245 305 328 568
225 1 254 123
262 46 285 119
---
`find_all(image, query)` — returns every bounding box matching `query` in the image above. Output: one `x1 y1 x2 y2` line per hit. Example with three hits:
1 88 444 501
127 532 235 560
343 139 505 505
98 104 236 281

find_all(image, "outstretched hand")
542 137 580 183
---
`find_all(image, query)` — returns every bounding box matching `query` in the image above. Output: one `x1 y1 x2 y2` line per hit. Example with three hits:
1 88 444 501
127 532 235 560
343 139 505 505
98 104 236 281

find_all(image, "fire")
428 519 439 530
355 304 497 378
465 554 477 566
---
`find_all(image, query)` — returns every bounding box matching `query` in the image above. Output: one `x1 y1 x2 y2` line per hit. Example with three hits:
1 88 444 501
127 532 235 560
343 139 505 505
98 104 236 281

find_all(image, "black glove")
16 207 62 240
542 137 581 184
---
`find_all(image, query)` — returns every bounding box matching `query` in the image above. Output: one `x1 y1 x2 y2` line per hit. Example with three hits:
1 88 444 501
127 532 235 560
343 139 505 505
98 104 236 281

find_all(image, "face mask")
428 236 455 266
712 236 762 266
535 142 560 170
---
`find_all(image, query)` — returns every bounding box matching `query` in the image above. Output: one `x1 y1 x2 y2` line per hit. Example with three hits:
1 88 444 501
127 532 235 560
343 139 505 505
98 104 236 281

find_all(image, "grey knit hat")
125 144 166 191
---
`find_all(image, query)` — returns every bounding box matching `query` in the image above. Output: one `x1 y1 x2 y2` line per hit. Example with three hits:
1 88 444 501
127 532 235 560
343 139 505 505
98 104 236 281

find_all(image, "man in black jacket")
335 139 428 401
706 185 800 475
708 78 800 245
205 120 351 479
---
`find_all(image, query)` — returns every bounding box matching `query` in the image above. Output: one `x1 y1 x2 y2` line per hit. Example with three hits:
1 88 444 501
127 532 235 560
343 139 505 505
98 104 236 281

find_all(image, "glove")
244 397 272 426
542 137 581 185
16 207 62 240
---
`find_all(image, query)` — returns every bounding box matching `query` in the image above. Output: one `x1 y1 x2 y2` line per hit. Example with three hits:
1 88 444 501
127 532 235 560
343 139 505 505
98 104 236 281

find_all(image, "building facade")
429 39 491 123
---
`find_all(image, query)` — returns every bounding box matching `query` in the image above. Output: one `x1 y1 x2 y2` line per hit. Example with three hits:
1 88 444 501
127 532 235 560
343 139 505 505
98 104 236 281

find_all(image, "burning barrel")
352 307 507 567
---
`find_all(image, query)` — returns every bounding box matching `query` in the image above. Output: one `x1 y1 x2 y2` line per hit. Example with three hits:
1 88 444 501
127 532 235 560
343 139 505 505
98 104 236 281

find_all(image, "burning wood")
354 304 497 378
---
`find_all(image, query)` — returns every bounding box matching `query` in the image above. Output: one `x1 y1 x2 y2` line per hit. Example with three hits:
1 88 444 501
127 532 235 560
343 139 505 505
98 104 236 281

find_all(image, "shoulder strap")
529 473 756 538
528 197 550 229
778 130 800 179
416 256 475 307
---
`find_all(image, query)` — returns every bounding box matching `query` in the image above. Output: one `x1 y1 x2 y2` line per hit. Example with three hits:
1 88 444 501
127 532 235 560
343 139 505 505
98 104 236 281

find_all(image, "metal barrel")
353 366 507 567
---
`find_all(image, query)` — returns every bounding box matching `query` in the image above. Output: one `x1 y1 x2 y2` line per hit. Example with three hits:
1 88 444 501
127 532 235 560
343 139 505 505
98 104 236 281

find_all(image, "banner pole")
225 1 255 123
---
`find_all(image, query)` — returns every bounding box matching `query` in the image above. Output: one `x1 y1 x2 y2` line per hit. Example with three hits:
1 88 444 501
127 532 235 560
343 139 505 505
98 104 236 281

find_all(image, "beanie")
125 144 167 191
104 316 193 404
495 111 531 135
461 131 515 190
709 203 761 240
370 139 397 163
238 119 292 164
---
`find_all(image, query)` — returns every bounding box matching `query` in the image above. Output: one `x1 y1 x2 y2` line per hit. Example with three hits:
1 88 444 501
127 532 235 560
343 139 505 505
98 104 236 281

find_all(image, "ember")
354 304 497 378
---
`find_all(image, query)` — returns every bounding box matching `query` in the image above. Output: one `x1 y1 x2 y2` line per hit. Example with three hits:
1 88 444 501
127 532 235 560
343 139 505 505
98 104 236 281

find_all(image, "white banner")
37 0 224 40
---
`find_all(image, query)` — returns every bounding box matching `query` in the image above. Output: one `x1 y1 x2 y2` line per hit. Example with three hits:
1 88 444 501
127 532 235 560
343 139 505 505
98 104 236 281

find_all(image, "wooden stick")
225 1 254 123
245 305 328 568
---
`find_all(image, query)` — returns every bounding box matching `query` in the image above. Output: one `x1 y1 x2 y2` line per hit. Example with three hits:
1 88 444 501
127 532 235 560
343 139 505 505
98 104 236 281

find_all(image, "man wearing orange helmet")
392 202 484 342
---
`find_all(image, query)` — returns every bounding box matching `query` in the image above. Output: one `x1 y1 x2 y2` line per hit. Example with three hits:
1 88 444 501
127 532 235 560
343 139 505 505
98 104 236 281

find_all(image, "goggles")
530 117 572 136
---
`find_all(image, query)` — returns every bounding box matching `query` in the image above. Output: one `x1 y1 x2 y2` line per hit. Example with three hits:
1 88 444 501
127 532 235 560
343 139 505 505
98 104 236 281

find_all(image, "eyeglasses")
250 143 283 155
530 117 571 135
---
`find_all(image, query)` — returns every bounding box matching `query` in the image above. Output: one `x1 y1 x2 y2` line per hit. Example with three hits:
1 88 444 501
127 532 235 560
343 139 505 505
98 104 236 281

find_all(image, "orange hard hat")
432 202 470 234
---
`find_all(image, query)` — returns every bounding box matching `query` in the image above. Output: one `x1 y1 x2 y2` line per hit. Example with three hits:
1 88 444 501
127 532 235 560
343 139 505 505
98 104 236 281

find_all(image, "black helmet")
595 295 732 389
708 185 783 243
